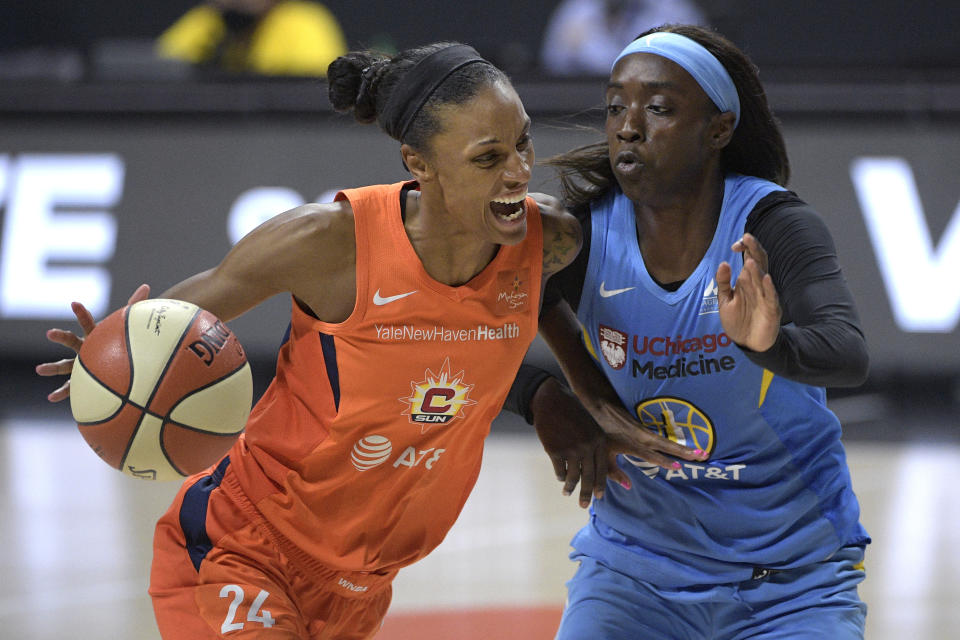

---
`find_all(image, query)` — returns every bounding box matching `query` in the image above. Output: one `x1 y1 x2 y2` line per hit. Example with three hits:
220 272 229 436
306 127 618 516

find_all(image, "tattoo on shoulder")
543 227 578 273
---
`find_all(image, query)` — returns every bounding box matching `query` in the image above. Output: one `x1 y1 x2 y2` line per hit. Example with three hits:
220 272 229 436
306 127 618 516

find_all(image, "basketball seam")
158 345 250 476
142 305 202 411
116 303 143 470
162 421 240 478
140 306 203 473
72 360 127 426
163 362 251 424
159 362 250 434
74 306 141 470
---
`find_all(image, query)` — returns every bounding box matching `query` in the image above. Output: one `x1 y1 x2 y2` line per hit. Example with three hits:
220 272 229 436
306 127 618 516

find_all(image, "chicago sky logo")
635 397 715 455
622 396 744 482
400 358 477 432
624 396 714 478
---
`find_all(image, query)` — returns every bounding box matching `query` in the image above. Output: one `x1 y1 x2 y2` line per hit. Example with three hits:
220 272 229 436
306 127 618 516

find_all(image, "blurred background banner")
0 0 958 382
1 110 958 379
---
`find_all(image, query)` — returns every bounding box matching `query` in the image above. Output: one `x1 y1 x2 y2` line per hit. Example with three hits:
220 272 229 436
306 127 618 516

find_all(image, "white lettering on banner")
0 154 123 318
851 157 960 332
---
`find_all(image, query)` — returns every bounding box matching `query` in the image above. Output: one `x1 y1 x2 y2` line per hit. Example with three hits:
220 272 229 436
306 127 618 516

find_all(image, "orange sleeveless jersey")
222 181 542 574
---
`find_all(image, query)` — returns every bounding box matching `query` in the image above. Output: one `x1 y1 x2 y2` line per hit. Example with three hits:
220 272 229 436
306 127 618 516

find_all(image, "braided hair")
327 42 508 154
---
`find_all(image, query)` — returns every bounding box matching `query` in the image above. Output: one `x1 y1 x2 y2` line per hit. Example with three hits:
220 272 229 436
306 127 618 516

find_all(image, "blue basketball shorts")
555 546 866 639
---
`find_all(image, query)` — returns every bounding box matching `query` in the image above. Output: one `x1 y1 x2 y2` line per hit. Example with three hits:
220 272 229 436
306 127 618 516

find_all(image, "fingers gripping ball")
69 299 252 481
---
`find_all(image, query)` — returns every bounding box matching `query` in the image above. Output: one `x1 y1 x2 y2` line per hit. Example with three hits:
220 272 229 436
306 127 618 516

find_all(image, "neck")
633 173 725 284
403 190 498 286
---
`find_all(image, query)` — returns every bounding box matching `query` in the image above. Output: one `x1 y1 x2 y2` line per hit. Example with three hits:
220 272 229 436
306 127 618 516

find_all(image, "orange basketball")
69 298 252 481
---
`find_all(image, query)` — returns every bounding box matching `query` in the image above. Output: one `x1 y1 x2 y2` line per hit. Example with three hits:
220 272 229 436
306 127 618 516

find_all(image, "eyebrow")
475 117 532 146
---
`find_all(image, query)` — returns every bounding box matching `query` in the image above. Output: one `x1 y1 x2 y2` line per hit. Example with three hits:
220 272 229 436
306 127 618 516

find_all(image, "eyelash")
475 134 532 166
606 104 669 116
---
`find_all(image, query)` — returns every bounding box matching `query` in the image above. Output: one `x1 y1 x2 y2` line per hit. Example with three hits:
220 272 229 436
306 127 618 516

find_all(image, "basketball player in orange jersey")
37 41 706 638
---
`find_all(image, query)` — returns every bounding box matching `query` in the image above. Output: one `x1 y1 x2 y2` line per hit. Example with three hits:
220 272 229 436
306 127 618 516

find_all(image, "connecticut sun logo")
400 358 477 432
634 396 715 455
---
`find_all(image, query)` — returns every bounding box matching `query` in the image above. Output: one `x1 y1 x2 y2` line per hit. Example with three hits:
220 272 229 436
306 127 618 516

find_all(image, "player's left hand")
716 233 781 352
530 376 631 508
35 284 151 402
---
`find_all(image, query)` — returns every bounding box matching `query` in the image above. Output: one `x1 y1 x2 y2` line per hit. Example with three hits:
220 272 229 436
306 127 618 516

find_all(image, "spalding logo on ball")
69 298 252 481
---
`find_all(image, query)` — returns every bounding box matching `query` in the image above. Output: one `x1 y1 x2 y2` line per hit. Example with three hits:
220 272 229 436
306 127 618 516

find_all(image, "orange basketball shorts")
149 457 396 639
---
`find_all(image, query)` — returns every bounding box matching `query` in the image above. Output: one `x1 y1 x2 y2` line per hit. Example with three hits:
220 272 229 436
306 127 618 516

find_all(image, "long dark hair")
546 24 790 209
327 42 508 153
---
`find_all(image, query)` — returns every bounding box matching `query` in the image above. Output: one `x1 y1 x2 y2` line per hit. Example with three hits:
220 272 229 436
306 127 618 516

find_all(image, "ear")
400 144 435 183
708 111 736 150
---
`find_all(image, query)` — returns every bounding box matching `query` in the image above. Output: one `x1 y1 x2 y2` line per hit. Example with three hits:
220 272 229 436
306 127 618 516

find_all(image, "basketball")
69 298 252 481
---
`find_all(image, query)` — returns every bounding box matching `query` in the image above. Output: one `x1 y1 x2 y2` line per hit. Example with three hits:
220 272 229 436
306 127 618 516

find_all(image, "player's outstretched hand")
530 376 633 508
716 233 781 352
35 284 151 402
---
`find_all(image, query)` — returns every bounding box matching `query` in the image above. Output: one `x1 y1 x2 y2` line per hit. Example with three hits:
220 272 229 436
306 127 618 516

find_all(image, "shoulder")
748 189 809 218
746 191 835 245
236 200 356 270
256 199 353 237
532 193 582 276
221 200 357 320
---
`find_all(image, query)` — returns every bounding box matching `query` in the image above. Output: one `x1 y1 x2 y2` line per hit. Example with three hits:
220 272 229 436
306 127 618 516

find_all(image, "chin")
617 180 651 204
486 213 528 245
496 222 528 246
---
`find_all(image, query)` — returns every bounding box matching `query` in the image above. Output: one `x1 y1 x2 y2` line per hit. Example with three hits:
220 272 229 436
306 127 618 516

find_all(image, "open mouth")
489 193 527 222
614 150 643 175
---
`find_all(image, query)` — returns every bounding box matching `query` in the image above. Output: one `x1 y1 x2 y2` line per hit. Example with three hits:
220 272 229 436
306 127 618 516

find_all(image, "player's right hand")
589 398 709 470
35 284 150 402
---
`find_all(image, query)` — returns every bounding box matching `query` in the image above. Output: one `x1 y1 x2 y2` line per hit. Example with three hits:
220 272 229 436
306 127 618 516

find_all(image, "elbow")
834 336 870 388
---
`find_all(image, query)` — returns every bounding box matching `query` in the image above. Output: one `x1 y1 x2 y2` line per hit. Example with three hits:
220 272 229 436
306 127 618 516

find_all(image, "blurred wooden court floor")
1 406 959 639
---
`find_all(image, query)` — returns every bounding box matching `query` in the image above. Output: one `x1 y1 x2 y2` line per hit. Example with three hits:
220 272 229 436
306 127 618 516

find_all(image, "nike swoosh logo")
373 289 418 305
599 281 636 298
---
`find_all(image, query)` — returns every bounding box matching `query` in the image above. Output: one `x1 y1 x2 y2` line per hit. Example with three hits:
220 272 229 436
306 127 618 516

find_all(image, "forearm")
538 301 622 415
747 193 870 387
161 262 278 324
740 321 868 387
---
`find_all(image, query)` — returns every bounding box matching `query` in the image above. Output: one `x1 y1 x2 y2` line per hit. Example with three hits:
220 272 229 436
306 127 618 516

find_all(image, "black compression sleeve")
742 191 869 387
503 364 556 424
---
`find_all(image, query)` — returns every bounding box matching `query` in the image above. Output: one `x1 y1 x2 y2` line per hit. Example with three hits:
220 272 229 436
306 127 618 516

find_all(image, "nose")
616 108 644 143
503 149 532 187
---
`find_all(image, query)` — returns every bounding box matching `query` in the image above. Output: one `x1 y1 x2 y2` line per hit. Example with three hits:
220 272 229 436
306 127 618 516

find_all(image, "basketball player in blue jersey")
507 24 871 639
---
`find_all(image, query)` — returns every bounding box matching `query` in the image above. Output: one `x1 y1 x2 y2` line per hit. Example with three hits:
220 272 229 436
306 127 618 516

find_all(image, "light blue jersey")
572 174 869 588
